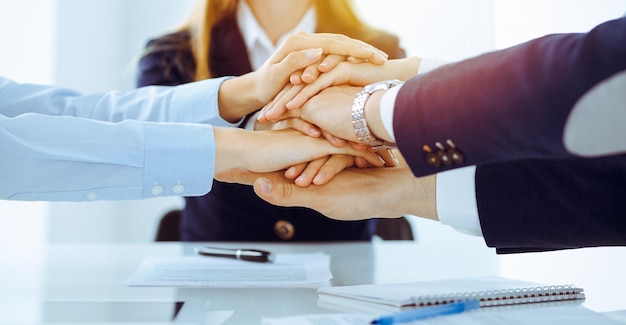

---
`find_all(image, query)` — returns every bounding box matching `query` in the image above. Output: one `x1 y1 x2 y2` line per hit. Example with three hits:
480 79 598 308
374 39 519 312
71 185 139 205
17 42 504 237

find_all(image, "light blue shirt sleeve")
0 76 231 201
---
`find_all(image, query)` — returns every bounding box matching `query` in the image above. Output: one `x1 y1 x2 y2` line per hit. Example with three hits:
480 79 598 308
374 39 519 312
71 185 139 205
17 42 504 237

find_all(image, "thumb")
253 177 298 208
274 48 323 77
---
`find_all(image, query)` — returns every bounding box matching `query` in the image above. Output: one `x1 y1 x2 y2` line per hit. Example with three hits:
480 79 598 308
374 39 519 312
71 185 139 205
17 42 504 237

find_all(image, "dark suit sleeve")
475 155 626 253
394 17 626 177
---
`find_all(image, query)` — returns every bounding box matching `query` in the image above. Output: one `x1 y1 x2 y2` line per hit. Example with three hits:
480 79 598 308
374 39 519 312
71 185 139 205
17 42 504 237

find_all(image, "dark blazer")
138 13 405 241
393 17 626 252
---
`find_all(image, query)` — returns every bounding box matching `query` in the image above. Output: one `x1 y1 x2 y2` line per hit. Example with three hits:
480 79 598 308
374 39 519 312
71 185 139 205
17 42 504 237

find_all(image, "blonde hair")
185 0 377 81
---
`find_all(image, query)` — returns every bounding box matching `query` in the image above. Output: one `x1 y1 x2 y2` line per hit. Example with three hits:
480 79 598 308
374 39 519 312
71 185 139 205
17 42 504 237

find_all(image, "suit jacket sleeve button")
426 153 441 167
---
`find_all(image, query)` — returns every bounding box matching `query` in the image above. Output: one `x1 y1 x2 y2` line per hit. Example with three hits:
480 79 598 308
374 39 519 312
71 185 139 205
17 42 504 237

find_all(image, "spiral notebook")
318 276 585 313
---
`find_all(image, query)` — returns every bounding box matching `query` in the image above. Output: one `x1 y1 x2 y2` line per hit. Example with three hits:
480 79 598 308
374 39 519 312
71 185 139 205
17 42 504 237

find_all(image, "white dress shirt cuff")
379 85 401 142
417 57 449 75
380 57 481 236
436 166 482 236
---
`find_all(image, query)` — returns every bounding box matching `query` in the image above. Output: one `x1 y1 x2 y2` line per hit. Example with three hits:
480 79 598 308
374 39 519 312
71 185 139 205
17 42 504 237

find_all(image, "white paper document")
262 305 622 325
123 252 332 287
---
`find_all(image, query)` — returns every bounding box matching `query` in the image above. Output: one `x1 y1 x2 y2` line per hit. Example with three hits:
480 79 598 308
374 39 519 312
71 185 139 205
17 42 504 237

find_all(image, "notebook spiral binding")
411 285 586 307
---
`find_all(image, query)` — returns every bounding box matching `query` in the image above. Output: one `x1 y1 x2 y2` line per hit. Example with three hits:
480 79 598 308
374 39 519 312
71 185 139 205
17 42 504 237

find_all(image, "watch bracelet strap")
351 79 403 147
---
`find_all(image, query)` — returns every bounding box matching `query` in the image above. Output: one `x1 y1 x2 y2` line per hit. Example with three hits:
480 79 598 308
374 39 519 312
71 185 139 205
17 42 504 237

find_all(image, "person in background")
1 32 387 201
225 17 626 253
137 0 406 242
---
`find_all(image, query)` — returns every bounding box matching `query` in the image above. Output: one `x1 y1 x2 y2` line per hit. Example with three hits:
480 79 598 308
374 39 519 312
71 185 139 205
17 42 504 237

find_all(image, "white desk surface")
0 237 624 324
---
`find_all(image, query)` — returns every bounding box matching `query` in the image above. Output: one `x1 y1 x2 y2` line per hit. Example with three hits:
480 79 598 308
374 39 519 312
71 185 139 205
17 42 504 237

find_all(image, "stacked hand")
215 32 391 184
217 32 422 189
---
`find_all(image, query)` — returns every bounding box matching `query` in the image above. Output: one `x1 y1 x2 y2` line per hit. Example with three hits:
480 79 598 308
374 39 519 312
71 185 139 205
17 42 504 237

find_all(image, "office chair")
155 209 414 242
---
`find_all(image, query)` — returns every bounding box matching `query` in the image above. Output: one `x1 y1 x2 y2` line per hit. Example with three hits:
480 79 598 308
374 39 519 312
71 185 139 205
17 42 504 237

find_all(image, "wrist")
351 80 402 148
364 90 393 143
213 127 247 173
387 57 422 80
384 168 438 220
219 74 264 122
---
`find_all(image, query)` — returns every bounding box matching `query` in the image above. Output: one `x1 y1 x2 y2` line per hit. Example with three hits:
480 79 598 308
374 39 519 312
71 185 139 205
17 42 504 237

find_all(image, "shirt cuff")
243 110 263 130
380 85 402 142
143 122 215 198
436 166 483 236
417 57 449 75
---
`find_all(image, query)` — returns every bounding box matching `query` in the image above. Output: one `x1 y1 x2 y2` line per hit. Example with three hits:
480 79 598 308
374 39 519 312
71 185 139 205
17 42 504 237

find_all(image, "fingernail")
306 48 323 61
296 174 308 183
264 107 276 119
313 174 324 184
347 56 358 63
309 127 320 137
333 136 346 143
285 166 298 177
286 100 295 109
257 178 272 194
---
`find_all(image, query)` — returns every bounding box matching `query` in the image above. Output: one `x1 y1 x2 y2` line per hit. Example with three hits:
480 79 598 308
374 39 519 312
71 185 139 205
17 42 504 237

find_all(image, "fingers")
309 155 355 186
258 84 300 123
301 64 321 84
290 71 304 85
263 84 305 121
271 117 321 137
253 177 294 208
285 163 307 180
294 156 328 186
318 54 348 73
285 72 340 110
285 63 352 110
290 155 354 186
272 48 324 82
354 156 373 168
321 129 347 147
270 32 388 66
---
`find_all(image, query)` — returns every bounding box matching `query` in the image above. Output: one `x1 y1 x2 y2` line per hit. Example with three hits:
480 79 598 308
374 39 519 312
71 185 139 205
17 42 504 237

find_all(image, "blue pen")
370 300 481 325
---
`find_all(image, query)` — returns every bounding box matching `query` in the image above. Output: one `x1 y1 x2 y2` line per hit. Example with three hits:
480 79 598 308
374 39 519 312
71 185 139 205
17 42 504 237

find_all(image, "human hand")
216 167 438 221
212 127 384 175
285 155 357 186
270 85 362 144
262 116 372 186
256 104 394 186
218 32 389 122
254 33 388 105
259 57 421 122
254 114 355 186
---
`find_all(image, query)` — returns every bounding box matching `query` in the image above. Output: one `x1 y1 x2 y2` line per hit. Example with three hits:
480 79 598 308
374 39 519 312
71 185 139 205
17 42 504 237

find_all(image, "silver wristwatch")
351 79 403 148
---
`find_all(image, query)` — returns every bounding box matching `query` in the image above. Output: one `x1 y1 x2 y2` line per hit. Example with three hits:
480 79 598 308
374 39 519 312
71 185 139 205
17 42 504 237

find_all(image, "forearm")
0 114 215 201
0 76 233 126
213 127 384 175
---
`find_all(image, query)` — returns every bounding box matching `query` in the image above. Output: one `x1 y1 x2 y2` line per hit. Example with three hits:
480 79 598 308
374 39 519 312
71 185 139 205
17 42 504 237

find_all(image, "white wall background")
1 0 625 246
